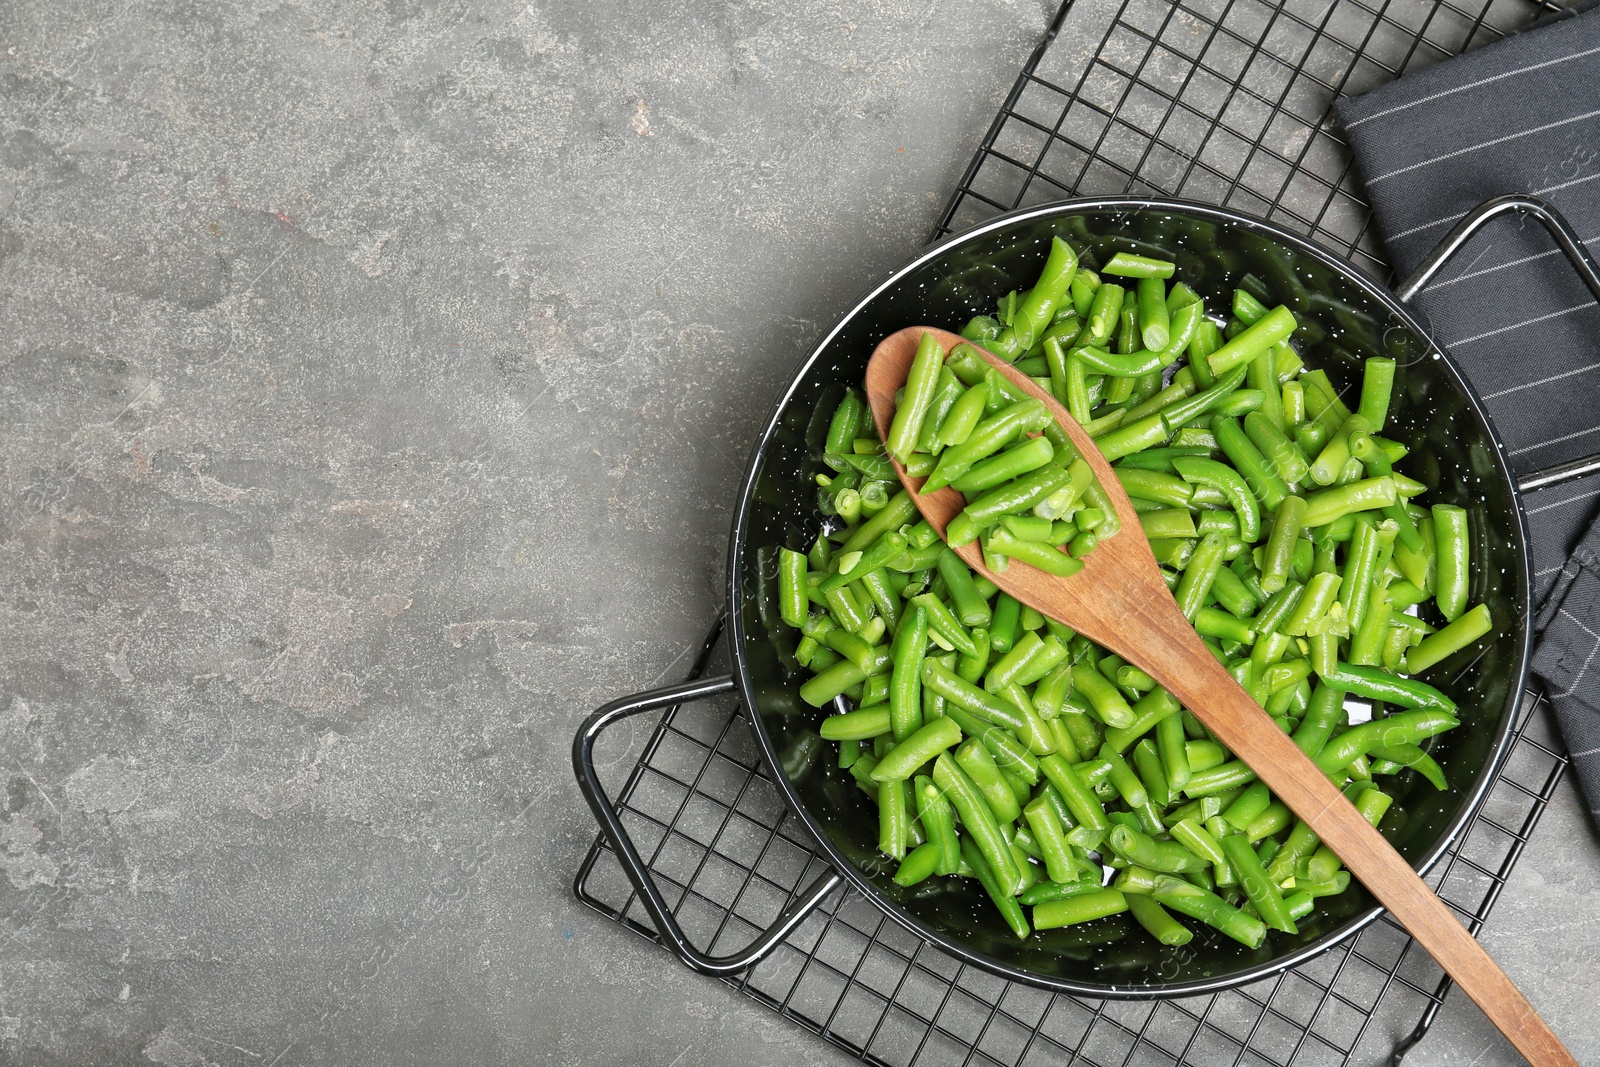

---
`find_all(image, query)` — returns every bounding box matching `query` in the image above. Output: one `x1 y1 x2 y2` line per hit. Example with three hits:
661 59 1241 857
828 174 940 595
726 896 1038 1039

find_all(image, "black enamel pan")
576 195 1600 997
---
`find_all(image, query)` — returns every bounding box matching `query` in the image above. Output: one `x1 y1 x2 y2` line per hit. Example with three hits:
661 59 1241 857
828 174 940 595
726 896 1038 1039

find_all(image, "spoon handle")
1143 605 1575 1067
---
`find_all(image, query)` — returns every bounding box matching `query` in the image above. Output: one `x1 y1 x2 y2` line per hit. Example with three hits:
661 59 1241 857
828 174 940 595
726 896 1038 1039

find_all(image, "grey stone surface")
0 2 1594 1066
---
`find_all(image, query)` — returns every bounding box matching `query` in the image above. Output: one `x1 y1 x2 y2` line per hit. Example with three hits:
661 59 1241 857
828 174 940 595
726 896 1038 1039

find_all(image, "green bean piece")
1184 760 1258 797
1150 876 1267 948
1260 496 1307 595
879 769 909 860
1012 634 1070 688
1117 665 1157 692
1245 344 1285 436
936 549 993 629
1404 603 1493 674
778 548 809 628
955 737 1022 825
916 371 965 455
962 314 1003 344
1033 887 1128 931
1136 277 1170 351
1009 237 1080 350
1357 357 1396 432
1102 252 1176 278
1281 380 1306 427
1100 743 1149 808
1154 711 1191 793
911 592 976 657
911 775 960 875
985 630 1044 694
1432 504 1469 623
938 382 988 448
892 841 943 887
1206 305 1297 377
999 683 1058 756
1315 708 1458 776
985 529 1086 577
1172 456 1262 542
1165 818 1227 871
840 490 917 555
961 839 1030 939
826 390 866 456
1002 514 1056 542
1175 533 1230 620
1125 894 1194 946
1071 343 1165 378
921 659 1027 732
1318 659 1459 710
1212 415 1289 511
1023 796 1077 884
1101 689 1181 754
886 331 944 462
1334 518 1378 634
1040 754 1109 832
803 646 890 706
1092 411 1168 462
1083 281 1125 348
818 531 907 595
1221 781 1272 831
1348 586 1392 667
1117 469 1191 511
1301 477 1397 527
934 753 1023 895
955 464 1073 531
1281 571 1341 637
820 705 893 741
922 399 1049 493
1220 834 1296 933
951 435 1056 494
1139 508 1198 540
872 716 961 782
1157 365 1251 432
1131 739 1172 809
955 627 991 685
1071 664 1136 729
1243 410 1309 485
984 594 1019 655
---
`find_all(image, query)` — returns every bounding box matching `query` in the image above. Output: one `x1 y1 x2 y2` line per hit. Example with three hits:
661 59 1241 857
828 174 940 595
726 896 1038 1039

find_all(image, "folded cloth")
1335 6 1600 821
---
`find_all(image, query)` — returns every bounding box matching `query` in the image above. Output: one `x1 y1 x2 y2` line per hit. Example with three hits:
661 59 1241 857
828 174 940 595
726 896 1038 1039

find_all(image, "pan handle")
1396 194 1600 493
572 673 845 976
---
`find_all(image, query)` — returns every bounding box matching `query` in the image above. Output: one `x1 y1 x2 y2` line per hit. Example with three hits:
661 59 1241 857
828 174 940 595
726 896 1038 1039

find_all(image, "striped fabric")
1336 5 1600 821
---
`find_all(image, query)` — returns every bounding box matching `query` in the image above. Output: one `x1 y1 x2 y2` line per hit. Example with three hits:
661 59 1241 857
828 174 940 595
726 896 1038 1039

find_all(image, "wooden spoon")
866 325 1575 1067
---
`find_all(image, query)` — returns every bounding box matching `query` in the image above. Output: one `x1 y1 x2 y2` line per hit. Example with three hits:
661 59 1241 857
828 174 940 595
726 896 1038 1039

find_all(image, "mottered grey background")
0 1 1595 1065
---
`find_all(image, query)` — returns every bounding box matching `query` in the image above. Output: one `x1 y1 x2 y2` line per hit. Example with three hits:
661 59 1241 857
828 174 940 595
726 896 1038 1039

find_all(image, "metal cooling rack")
575 616 1567 1066
576 0 1575 1062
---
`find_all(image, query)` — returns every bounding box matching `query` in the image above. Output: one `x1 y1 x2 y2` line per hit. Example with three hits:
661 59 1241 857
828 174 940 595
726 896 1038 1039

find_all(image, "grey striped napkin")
1335 6 1600 821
